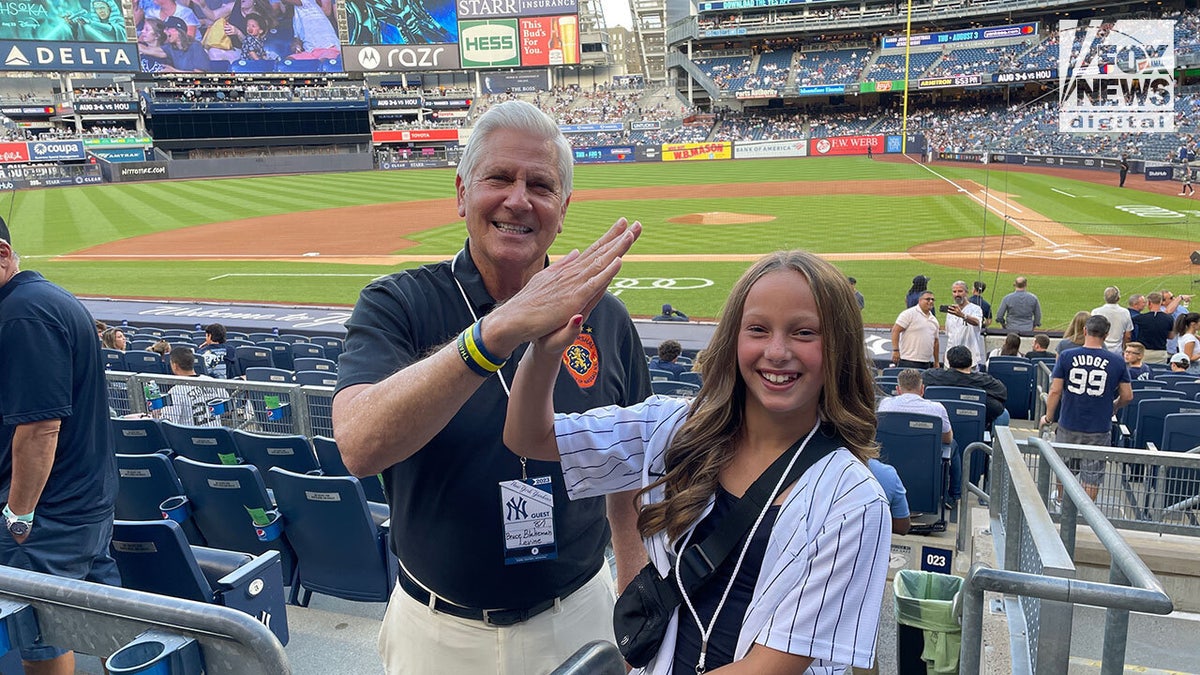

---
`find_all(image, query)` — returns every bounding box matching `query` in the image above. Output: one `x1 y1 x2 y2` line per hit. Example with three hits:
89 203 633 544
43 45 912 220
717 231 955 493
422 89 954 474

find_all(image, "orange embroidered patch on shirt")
563 330 599 389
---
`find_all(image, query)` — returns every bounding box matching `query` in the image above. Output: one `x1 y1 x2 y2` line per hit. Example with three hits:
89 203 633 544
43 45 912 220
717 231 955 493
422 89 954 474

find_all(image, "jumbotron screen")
0 0 127 42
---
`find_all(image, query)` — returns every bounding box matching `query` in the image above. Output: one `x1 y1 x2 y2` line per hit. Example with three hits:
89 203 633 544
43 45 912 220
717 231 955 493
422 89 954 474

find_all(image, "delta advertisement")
661 142 732 162
733 139 808 160
572 146 636 164
808 135 884 157
0 40 138 72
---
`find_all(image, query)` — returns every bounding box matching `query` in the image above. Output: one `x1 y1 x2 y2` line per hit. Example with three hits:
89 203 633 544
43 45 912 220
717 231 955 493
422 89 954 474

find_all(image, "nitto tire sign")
459 20 519 68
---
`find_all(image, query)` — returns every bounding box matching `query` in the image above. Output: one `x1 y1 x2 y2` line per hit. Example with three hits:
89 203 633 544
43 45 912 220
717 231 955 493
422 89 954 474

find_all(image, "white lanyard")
674 422 819 674
450 254 512 397
451 255 531 478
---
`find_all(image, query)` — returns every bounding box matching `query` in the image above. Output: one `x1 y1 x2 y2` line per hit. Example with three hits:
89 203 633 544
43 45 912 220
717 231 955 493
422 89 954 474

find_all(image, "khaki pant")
1144 349 1168 365
378 568 617 675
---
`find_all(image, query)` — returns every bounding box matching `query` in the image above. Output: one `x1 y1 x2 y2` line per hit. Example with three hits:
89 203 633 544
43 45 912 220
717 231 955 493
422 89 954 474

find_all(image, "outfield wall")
165 153 375 180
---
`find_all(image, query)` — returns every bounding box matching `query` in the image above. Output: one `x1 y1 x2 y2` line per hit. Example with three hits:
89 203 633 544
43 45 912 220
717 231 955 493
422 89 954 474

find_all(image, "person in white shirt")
891 290 940 369
1092 286 1134 354
505 250 891 675
161 348 222 427
944 280 983 368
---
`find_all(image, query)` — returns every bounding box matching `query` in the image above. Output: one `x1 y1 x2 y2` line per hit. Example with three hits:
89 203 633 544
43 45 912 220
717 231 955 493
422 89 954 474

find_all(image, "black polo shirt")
1132 311 1174 351
0 271 116 524
337 243 652 609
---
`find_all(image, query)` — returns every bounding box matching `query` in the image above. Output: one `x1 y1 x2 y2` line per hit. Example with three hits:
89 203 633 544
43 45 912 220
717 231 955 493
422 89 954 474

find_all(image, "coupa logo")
460 20 518 66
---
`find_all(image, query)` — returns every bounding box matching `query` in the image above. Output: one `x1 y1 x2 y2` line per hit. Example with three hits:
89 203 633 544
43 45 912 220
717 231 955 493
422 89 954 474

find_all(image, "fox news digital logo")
1058 19 1175 133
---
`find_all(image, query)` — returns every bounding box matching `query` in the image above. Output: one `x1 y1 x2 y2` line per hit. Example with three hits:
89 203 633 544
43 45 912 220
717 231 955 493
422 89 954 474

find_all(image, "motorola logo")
357 47 381 70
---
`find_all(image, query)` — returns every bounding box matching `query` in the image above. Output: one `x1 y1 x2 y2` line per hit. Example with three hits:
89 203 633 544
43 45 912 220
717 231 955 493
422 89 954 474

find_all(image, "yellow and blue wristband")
457 320 506 377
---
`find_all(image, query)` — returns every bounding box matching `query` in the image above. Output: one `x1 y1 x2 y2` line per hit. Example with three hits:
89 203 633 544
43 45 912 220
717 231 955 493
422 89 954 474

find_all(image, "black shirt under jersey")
673 486 781 672
336 243 652 609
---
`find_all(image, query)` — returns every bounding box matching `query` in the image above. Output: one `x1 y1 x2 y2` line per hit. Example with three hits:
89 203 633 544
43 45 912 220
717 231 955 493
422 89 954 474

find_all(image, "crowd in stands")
71 86 136 101
794 48 869 86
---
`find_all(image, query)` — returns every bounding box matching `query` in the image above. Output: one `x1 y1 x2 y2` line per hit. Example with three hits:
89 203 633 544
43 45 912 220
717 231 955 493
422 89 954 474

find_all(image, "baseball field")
12 154 1199 330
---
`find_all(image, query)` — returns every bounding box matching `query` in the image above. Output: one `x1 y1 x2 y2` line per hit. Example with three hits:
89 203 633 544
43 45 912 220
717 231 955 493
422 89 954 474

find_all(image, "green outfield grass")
11 156 1198 329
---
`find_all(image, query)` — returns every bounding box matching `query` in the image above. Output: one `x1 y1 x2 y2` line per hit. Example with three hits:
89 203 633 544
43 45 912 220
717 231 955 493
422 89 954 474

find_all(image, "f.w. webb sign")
1058 19 1175 133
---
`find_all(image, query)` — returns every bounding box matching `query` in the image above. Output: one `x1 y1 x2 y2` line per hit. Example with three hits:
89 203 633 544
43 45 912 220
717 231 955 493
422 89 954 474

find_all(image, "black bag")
612 562 682 667
611 429 841 667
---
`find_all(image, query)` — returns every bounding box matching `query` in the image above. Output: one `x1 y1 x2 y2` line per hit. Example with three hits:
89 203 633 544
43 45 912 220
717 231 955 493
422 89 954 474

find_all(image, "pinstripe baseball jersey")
554 396 892 674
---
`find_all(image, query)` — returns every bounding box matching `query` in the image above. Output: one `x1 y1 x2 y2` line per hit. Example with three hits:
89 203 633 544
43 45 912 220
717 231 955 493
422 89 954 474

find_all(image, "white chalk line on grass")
208 273 387 281
1051 187 1077 198
905 156 1060 248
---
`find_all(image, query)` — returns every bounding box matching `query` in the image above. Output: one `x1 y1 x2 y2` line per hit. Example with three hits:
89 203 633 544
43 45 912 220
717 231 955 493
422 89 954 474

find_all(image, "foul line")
1052 188 1077 198
905 156 1060 247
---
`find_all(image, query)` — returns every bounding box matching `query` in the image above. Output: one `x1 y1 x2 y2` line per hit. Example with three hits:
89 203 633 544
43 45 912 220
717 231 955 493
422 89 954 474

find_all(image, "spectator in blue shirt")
648 339 689 378
868 459 910 534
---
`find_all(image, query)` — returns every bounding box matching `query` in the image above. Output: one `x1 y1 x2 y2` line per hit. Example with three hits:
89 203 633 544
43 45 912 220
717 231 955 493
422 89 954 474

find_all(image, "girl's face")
246 18 262 36
736 269 823 432
113 330 127 350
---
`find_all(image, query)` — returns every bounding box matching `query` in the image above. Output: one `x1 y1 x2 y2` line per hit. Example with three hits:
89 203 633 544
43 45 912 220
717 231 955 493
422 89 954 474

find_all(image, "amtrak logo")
5 47 29 67
357 47 381 70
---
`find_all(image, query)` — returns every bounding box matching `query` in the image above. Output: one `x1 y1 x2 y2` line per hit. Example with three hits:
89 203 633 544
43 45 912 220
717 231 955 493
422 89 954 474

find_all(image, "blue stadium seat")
309 336 343 362
260 340 294 371
172 456 297 582
312 436 387 504
274 334 311 345
924 385 987 406
651 381 699 397
101 348 127 372
115 453 206 545
294 357 336 373
291 342 326 361
648 368 672 382
231 430 320 482
245 367 294 384
942 400 988 487
161 420 242 465
1130 379 1169 390
111 417 171 455
986 361 1035 420
295 370 338 387
876 411 945 533
679 371 703 387
126 351 170 375
268 468 395 606
248 333 277 344
111 519 289 645
235 345 277 372
1176 382 1200 400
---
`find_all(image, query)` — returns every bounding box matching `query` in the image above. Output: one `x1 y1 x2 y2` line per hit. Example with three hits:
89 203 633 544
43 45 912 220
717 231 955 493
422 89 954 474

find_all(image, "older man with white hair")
1092 286 1134 354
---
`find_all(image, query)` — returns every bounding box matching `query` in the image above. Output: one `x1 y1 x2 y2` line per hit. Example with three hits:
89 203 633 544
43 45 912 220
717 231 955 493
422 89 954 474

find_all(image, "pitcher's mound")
667 212 777 225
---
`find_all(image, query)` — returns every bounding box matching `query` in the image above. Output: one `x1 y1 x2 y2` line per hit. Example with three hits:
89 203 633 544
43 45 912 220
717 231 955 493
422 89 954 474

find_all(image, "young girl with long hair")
505 250 890 674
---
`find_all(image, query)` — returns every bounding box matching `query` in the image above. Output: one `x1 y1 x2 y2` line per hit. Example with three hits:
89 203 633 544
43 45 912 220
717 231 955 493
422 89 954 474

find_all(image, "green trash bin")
893 569 963 674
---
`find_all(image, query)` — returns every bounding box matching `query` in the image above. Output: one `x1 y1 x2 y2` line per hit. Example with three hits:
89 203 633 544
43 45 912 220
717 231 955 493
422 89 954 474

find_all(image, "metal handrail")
959 429 1174 675
0 565 289 674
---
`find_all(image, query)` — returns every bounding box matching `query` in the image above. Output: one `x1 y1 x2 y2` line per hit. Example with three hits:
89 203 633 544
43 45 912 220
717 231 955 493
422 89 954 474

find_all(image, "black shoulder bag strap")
674 427 845 591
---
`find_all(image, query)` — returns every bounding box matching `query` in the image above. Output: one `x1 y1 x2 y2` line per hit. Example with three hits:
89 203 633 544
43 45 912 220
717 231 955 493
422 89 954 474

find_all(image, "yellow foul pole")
901 0 913 154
